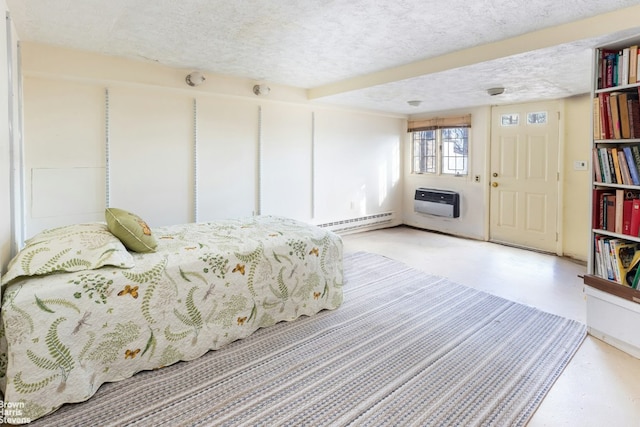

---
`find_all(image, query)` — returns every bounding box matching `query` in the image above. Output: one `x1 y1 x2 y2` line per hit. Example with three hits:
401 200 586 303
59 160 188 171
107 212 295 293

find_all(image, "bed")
0 212 343 423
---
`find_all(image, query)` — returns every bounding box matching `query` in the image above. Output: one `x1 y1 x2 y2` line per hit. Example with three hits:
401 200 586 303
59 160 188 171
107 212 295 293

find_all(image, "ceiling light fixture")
185 71 206 87
487 87 505 96
407 100 422 107
253 84 271 96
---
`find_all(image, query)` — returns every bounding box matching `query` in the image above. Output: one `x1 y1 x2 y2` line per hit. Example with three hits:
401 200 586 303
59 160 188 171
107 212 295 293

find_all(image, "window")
412 130 436 174
527 111 547 124
409 115 471 176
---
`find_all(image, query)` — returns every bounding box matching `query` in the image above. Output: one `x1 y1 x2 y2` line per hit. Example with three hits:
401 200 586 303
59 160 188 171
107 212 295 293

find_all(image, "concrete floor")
342 225 640 427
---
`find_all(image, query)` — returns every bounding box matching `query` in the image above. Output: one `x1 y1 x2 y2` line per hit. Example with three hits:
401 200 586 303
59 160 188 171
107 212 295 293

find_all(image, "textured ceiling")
6 0 640 115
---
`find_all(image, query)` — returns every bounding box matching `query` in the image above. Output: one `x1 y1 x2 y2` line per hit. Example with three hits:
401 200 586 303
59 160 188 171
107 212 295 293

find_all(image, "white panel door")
489 102 560 253
109 88 193 227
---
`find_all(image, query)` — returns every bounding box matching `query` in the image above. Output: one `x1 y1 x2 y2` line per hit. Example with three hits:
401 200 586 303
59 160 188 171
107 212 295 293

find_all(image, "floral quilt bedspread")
0 216 343 423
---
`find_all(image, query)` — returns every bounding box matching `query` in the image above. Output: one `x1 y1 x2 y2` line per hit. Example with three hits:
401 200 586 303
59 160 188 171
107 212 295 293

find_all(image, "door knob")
491 182 498 187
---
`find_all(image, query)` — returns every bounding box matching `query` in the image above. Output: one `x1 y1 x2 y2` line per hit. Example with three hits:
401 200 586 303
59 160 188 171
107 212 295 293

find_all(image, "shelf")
584 274 640 304
592 228 640 242
595 138 640 144
592 182 638 190
595 82 640 94
588 37 640 358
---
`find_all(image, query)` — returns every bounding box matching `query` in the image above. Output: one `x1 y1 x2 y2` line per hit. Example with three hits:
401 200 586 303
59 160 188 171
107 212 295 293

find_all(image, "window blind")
407 114 471 132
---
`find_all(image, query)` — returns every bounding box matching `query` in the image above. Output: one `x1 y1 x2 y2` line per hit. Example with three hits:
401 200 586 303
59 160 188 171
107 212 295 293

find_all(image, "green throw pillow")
105 208 157 253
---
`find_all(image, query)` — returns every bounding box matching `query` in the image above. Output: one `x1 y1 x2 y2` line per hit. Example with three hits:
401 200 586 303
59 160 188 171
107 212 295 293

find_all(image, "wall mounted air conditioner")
414 188 460 218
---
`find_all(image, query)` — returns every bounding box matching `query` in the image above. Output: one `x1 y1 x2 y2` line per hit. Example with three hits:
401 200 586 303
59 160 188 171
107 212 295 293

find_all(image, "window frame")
411 126 469 176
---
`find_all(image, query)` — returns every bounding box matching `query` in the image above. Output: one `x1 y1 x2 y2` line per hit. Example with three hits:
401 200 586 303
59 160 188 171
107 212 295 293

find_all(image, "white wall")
109 87 194 225
17 43 405 239
403 106 491 240
1 4 20 274
24 78 105 232
196 97 258 221
0 4 10 273
562 94 591 260
5 42 592 261
261 104 313 219
314 109 403 223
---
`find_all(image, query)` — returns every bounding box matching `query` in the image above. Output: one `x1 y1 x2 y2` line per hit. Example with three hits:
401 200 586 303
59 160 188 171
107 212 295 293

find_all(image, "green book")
629 252 640 288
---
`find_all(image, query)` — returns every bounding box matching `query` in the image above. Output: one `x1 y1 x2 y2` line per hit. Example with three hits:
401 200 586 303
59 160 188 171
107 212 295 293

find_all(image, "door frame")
487 100 565 256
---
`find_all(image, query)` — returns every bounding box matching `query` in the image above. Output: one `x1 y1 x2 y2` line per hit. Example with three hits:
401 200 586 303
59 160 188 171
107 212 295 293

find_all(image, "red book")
630 199 640 236
623 198 634 235
599 93 611 139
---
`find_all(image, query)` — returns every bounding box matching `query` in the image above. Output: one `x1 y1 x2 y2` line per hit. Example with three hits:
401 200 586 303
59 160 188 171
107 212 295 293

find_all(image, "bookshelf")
585 36 640 358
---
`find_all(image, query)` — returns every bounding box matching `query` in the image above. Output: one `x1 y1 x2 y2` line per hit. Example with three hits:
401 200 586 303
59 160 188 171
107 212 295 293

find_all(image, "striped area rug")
31 251 586 426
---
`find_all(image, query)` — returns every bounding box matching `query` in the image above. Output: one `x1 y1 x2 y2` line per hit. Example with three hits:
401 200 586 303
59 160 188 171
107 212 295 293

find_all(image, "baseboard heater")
317 212 394 233
414 188 460 218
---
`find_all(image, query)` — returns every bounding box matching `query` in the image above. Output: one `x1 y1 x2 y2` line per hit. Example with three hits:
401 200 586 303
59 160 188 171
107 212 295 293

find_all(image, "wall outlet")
474 175 480 182
573 160 587 171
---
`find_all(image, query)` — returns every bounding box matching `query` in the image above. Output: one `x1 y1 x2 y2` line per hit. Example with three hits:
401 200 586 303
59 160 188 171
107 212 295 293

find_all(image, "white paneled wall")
196 97 259 222
1 2 21 273
18 43 405 240
23 77 106 234
261 104 313 221
109 87 193 226
314 110 403 223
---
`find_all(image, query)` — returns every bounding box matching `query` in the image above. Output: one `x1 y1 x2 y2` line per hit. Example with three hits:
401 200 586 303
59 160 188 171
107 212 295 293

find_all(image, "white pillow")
2 223 135 286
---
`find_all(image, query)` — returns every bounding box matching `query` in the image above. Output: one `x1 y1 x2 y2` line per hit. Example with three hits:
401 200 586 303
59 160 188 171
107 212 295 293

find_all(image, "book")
623 146 639 185
622 48 630 86
638 49 640 85
600 49 617 88
625 250 640 287
630 45 639 84
628 95 640 138
605 51 618 88
599 147 612 183
593 97 602 140
605 148 618 184
618 92 631 139
617 50 623 86
608 239 621 282
593 148 603 183
593 188 614 229
631 198 640 236
600 92 613 139
632 145 640 175
602 238 615 280
623 198 634 235
618 150 632 185
605 194 617 231
609 92 622 139
611 239 638 285
615 189 625 234
594 235 606 277
609 147 621 183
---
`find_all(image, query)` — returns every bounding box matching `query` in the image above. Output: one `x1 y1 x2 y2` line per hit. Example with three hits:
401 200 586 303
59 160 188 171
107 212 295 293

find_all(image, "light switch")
573 160 587 171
